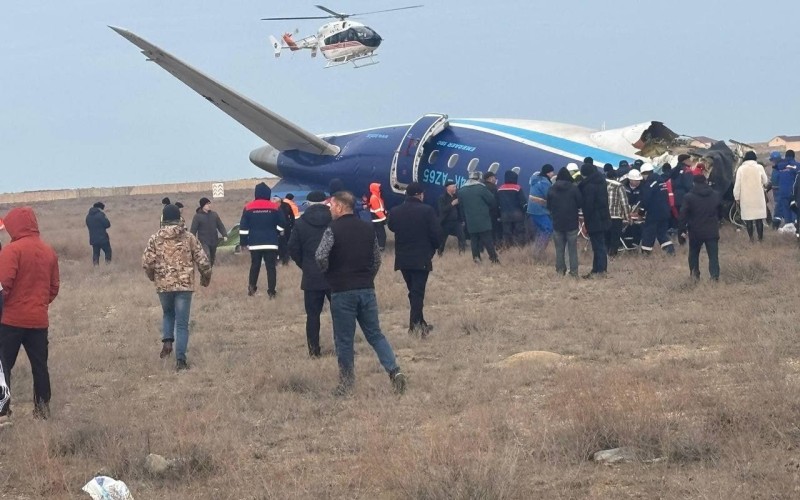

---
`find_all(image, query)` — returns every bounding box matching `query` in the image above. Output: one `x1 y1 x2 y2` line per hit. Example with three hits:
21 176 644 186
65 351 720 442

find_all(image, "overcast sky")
3 0 797 192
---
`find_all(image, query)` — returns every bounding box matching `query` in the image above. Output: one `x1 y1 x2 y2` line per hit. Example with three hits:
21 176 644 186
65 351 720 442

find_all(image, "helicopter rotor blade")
261 15 333 21
315 5 349 19
349 5 424 16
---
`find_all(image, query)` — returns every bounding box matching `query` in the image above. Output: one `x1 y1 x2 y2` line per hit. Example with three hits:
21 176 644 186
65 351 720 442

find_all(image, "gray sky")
3 0 797 192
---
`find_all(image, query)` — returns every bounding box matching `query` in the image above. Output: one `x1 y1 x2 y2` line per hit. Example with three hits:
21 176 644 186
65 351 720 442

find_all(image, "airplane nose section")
249 145 281 176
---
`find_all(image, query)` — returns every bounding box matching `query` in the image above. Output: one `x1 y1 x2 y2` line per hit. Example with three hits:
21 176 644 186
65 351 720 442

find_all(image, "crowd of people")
0 148 797 420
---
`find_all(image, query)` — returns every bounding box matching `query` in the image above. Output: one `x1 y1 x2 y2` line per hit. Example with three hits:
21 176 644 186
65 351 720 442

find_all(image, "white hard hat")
627 169 643 181
640 162 654 173
566 162 579 172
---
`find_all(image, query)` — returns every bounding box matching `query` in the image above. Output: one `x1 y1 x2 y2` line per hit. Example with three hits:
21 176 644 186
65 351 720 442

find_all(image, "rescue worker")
497 170 528 247
437 180 466 255
527 164 555 257
733 151 769 242
639 162 676 255
774 150 799 228
566 162 583 182
368 182 388 251
273 195 296 266
284 193 300 218
241 183 286 298
622 169 644 249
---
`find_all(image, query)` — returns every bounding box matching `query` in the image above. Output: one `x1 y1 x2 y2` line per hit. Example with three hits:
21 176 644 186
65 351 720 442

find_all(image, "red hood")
4 207 40 241
369 183 382 196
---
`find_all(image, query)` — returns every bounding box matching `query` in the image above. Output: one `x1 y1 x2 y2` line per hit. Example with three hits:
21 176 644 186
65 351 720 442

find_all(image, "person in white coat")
733 151 770 242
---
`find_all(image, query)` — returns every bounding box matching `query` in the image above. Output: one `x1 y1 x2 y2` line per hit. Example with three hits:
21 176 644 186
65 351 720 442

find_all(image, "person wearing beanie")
497 170 528 248
482 171 502 242
162 197 171 206
578 161 611 277
85 201 112 266
437 180 466 256
240 182 287 298
527 164 556 257
603 163 615 178
733 151 769 242
387 182 440 337
774 150 798 228
458 171 500 264
678 175 722 280
190 197 227 266
639 160 676 257
288 190 333 357
143 205 211 370
547 167 582 276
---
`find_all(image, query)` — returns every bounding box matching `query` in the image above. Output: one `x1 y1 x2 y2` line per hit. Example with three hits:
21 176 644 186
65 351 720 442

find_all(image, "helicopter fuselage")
317 21 382 61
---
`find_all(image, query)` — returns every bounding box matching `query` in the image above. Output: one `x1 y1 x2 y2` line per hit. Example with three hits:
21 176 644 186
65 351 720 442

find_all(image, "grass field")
2 190 800 499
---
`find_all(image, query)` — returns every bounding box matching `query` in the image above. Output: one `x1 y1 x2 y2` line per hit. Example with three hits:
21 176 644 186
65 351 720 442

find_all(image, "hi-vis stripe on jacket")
368 182 386 222
239 199 287 251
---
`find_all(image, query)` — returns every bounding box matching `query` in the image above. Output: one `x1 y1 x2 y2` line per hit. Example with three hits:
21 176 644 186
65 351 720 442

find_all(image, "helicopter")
263 4 423 68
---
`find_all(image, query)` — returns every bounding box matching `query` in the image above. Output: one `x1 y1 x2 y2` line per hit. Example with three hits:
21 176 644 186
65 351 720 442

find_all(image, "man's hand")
678 233 687 246
223 236 228 242
200 274 211 287
451 199 459 206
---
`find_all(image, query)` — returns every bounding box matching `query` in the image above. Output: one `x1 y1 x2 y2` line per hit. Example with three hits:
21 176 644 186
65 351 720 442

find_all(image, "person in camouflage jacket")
142 204 211 370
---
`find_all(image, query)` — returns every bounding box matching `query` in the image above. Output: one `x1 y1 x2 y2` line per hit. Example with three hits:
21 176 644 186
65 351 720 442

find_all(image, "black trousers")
0 324 51 416
745 220 764 241
373 221 387 249
605 219 623 256
201 243 218 266
469 231 499 261
688 237 720 279
304 289 331 356
401 269 430 329
91 242 112 265
249 250 278 294
501 219 526 247
439 221 466 253
278 230 291 265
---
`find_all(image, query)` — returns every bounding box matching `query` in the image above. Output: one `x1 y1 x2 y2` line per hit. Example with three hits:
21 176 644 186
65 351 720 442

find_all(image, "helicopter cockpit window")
467 158 479 172
447 154 459 169
428 150 439 164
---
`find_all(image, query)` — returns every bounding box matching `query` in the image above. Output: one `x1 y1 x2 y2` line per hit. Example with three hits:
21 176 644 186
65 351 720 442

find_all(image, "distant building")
768 135 800 151
690 136 717 149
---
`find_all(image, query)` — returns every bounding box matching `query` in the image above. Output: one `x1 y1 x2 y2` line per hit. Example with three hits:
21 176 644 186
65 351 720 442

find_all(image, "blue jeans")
330 289 398 384
158 291 193 362
530 214 553 257
552 229 579 275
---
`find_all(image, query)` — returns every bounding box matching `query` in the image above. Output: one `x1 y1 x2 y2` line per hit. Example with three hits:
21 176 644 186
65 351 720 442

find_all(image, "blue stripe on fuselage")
452 119 636 165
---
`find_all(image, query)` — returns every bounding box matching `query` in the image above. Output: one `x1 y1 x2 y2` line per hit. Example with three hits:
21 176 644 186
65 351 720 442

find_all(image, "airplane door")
390 113 448 194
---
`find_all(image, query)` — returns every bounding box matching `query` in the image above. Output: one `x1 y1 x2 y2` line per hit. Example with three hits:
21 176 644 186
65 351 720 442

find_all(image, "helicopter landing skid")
325 53 379 69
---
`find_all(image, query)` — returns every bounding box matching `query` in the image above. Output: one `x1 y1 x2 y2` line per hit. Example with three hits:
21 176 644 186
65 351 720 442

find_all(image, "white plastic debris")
0 359 9 409
82 476 134 500
778 224 797 235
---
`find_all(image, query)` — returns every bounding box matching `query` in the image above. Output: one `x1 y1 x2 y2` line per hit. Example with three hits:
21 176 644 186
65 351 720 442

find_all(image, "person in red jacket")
0 207 60 420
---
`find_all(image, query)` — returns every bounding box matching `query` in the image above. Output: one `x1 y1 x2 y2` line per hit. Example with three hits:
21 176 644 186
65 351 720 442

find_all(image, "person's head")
693 174 707 186
162 204 181 225
619 160 629 170
93 202 105 210
285 193 295 201
627 169 642 188
603 163 615 178
556 167 573 183
540 164 555 179
469 171 482 182
566 162 579 174
329 191 355 220
161 197 171 206
328 178 345 196
677 153 691 166
633 159 644 168
254 182 272 200
483 171 496 184
583 157 594 167
580 163 596 178
445 180 457 195
661 163 672 175
787 150 796 159
306 190 327 205
744 150 757 162
504 170 518 184
405 182 425 201
640 162 654 177
770 151 782 164
199 197 212 213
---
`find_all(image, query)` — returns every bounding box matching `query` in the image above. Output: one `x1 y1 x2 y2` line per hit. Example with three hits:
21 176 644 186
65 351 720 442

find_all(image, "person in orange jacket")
368 183 388 250
284 193 300 218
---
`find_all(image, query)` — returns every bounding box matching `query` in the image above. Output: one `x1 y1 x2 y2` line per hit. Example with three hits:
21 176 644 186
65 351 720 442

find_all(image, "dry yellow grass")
2 191 800 499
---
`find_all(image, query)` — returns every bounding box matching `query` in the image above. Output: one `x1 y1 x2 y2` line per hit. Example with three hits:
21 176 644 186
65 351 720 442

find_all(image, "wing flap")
110 27 339 156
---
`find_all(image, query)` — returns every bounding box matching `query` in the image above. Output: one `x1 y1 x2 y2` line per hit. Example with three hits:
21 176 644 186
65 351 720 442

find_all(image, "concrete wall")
0 178 278 205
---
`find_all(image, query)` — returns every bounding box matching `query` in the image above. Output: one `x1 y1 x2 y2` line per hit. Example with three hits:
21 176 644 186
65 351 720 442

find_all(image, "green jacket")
458 181 495 234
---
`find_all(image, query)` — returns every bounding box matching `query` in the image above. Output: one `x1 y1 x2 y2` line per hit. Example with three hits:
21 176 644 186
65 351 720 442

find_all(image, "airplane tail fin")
269 35 282 58
282 33 300 51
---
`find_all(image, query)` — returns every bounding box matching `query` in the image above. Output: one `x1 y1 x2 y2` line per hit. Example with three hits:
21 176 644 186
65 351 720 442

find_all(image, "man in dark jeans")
0 207 60 420
315 191 406 396
85 201 112 265
679 175 722 280
288 191 332 357
579 160 611 277
388 182 440 337
240 182 286 298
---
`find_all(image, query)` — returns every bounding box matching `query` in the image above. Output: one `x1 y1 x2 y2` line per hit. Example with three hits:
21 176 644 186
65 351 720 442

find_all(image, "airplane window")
512 166 521 175
428 150 439 164
489 162 500 173
467 158 479 172
447 154 459 168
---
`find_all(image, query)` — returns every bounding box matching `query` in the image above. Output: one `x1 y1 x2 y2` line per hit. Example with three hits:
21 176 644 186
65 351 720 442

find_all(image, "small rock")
493 351 566 368
593 447 638 464
145 453 170 475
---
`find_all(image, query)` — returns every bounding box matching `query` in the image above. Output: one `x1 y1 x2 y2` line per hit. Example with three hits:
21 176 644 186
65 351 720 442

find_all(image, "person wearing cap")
579 162 611 277
459 171 500 264
85 202 112 266
497 170 528 248
387 183 440 337
437 180 466 255
315 191 407 396
774 150 799 228
769 151 782 228
190 197 227 266
527 164 556 257
0 207 60 420
482 172 503 244
566 162 582 182
547 168 582 276
605 170 631 257
639 162 676 256
288 191 332 357
734 151 770 242
143 204 211 371
679 175 722 280
240 182 287 298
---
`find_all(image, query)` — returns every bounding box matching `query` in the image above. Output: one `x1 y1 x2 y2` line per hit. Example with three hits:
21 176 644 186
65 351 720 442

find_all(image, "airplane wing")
110 27 340 156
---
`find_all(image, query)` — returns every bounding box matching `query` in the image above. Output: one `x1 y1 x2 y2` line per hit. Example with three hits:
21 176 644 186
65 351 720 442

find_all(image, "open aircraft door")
390 113 448 194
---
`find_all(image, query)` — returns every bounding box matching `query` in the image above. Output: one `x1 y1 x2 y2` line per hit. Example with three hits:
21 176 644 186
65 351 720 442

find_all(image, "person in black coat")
547 168 583 276
274 196 296 266
288 191 333 357
483 172 503 245
579 161 611 277
437 180 466 255
387 182 440 336
640 166 676 256
85 202 111 265
496 170 528 247
678 175 722 281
